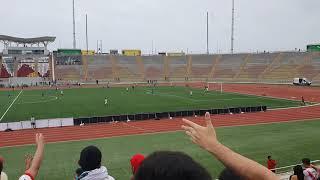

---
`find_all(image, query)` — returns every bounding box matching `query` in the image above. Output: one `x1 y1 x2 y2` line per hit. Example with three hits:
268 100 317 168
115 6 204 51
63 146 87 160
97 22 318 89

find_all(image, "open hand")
35 133 45 147
25 154 33 170
182 112 218 151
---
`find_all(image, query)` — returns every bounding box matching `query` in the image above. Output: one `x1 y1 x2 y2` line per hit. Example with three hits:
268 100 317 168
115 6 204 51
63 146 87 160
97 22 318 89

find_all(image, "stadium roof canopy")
0 35 56 44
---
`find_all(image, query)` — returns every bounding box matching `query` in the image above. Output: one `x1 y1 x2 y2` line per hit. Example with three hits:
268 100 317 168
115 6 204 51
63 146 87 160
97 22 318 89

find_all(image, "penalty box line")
0 90 23 122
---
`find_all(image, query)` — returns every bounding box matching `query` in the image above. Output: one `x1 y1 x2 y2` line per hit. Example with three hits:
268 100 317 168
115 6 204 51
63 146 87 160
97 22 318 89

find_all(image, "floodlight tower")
206 11 209 54
72 0 77 49
231 0 235 54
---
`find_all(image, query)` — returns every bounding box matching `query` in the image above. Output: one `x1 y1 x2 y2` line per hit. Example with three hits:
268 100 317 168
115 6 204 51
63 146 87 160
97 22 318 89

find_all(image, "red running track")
1 83 320 148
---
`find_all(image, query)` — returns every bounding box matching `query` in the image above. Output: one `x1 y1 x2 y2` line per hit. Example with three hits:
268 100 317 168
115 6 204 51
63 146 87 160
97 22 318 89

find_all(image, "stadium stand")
212 54 247 80
117 56 142 81
85 55 113 81
168 56 188 80
55 65 82 81
1 51 320 85
262 52 307 82
190 55 214 80
236 53 277 81
143 56 165 80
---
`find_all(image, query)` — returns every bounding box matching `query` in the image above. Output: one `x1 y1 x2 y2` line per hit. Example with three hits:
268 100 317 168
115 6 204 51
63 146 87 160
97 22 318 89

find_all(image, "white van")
293 78 312 86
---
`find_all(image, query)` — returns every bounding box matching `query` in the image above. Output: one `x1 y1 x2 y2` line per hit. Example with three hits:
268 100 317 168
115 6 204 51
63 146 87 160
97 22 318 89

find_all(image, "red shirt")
267 159 277 169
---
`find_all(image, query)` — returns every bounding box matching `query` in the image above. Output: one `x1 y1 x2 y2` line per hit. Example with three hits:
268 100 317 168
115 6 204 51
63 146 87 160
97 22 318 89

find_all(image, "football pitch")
0 119 319 179
0 86 300 122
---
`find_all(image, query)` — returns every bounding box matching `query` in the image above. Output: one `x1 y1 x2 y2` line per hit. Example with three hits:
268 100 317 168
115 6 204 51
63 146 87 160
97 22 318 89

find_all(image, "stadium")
1 1 320 180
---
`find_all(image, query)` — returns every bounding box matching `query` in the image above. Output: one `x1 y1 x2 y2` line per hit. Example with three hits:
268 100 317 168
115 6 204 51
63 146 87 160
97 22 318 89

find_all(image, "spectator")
301 96 306 106
181 112 278 180
19 133 45 180
76 146 114 180
267 156 277 173
130 154 145 180
31 116 36 129
302 158 319 180
74 168 84 180
289 165 304 180
134 151 211 180
0 156 8 180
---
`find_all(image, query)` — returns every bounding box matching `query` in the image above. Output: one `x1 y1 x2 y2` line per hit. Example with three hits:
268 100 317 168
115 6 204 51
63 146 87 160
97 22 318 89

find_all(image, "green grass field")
1 119 319 179
0 86 300 122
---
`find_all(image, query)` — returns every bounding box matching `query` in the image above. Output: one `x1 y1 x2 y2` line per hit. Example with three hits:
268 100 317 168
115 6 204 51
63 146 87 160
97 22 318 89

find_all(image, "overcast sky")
1 0 319 54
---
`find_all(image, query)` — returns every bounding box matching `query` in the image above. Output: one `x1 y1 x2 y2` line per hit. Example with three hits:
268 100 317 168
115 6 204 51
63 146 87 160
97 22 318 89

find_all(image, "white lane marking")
0 90 23 122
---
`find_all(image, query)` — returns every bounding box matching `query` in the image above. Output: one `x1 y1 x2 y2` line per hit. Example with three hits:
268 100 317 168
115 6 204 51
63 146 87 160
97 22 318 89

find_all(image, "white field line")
207 88 320 110
0 90 23 122
1 117 320 149
16 96 58 105
145 90 261 103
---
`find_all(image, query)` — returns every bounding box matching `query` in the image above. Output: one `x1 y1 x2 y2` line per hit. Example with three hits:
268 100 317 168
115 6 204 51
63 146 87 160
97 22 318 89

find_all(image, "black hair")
219 168 244 180
302 158 311 165
0 161 2 173
293 165 304 180
134 151 211 180
78 146 102 171
267 156 271 159
75 168 84 176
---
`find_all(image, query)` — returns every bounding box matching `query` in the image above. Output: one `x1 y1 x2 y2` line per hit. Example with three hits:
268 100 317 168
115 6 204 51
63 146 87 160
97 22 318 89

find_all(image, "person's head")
302 158 311 167
0 156 4 173
134 151 211 180
293 165 304 180
267 156 271 160
130 154 145 174
219 168 244 180
78 146 102 171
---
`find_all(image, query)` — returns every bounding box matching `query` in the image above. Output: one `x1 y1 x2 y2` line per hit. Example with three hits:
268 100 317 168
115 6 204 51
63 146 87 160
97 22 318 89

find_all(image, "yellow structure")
167 52 185 57
81 50 95 55
122 50 141 56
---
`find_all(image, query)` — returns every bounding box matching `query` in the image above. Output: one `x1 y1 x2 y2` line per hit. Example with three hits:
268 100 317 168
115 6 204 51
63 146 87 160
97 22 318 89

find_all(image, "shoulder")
1 172 8 180
108 175 115 180
19 173 35 180
289 175 297 180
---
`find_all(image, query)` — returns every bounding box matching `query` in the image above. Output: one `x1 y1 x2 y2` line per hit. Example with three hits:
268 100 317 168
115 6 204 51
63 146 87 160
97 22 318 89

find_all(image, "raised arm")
25 133 45 178
182 112 278 180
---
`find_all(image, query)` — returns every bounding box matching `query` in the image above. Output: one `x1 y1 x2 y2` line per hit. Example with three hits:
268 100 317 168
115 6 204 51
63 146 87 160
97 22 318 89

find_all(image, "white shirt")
1 172 8 180
80 166 115 180
303 167 318 180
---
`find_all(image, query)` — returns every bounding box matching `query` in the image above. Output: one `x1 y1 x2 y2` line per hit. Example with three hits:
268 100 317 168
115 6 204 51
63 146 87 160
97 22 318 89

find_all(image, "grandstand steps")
168 56 188 78
258 53 282 79
145 66 163 80
237 65 268 80
263 64 296 80
290 53 312 78
191 66 212 77
110 56 119 80
186 55 192 78
213 54 247 79
233 54 251 79
208 55 221 79
170 67 187 78
136 56 146 80
163 56 170 79
141 56 165 80
87 67 113 81
55 65 81 81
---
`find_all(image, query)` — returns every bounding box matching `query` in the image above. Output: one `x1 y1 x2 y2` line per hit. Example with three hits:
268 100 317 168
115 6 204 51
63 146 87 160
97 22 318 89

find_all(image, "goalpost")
206 82 223 93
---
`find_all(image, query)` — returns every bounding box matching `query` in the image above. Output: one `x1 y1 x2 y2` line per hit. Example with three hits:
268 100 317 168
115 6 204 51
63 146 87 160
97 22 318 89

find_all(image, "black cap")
79 146 102 171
